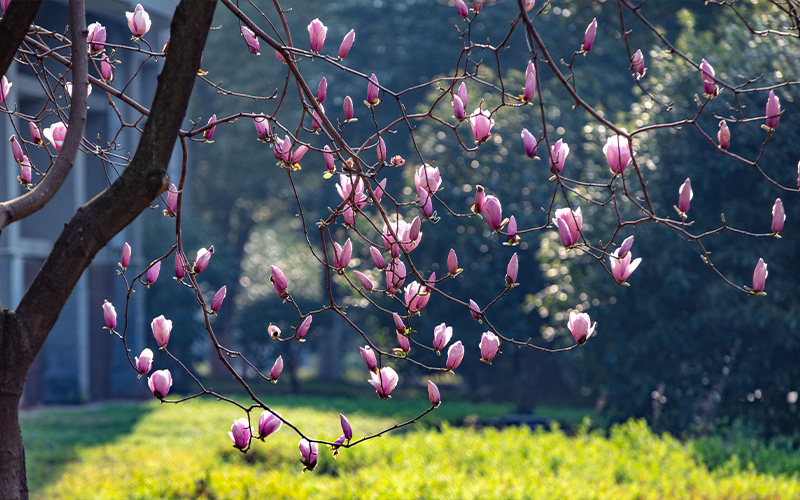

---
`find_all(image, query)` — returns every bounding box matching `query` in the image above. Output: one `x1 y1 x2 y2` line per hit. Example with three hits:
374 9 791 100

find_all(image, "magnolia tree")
0 0 797 497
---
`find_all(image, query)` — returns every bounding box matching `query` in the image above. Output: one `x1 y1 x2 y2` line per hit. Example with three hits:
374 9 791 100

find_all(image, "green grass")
21 396 800 499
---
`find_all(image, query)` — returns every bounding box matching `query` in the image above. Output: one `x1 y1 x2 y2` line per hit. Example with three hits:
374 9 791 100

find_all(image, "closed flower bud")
469 299 481 321
370 246 385 270
376 136 387 163
521 128 537 159
472 185 485 214
552 207 583 248
446 341 464 370
210 286 226 313
582 18 597 52
99 54 114 82
618 235 634 258
506 215 520 245
151 315 172 347
126 4 151 38
393 312 406 334
549 139 570 174
145 261 161 286
717 121 730 150
428 380 441 407
338 29 355 59
455 0 469 17
29 121 43 146
254 115 270 142
522 61 536 102
0 76 10 105
241 25 260 55
299 439 319 471
340 413 353 440
269 355 284 382
469 108 494 144
360 346 378 373
632 49 646 79
479 331 500 363
323 145 335 174
135 348 153 377
297 316 312 341
453 95 466 121
447 248 460 276
386 259 406 293
270 265 289 299
752 258 768 294
174 252 185 280
771 198 785 234
307 18 327 53
333 238 352 270
766 90 781 130
506 253 519 286
343 96 354 122
315 77 327 103
457 82 468 110
164 184 178 216
120 242 131 269
354 270 374 291
228 418 251 450
18 158 31 185
203 115 217 142
369 366 399 399
366 74 380 106
10 135 24 164
568 311 596 345
603 135 631 174
147 369 172 400
678 178 693 215
523 0 536 11
483 195 505 231
258 411 282 439
193 246 213 274
397 331 410 353
102 300 117 329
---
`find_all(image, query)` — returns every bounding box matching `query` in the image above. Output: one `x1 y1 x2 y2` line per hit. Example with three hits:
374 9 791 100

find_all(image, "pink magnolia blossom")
397 331 410 353
610 246 642 284
18 158 31 185
42 121 67 152
552 207 583 247
370 246 385 270
10 135 23 163
193 247 213 274
269 356 284 382
582 18 597 52
174 252 185 280
270 265 289 299
340 413 353 440
717 121 730 150
336 174 367 210
360 346 378 373
457 82 468 109
99 54 114 82
385 259 406 293
469 299 481 321
258 411 282 439
446 341 464 370
700 59 717 97
428 381 441 407
772 198 785 234
203 114 217 142
367 73 380 106
479 331 500 363
151 315 172 347
472 185 485 214
522 61 536 101
145 261 161 286
415 164 442 196
343 96 354 121
102 300 117 329
87 22 106 53
453 94 466 121
447 248 460 276
521 128 537 159
383 219 422 256
308 18 327 53
632 49 646 78
752 258 768 293
338 29 355 59
568 311 596 345
164 184 178 216
0 76 10 105
316 77 327 104
147 369 172 400
455 0 469 17
297 316 312 341
299 439 319 471
126 4 151 38
210 286 226 313
469 107 494 144
135 348 153 377
254 115 270 142
483 195 505 231
120 242 131 269
506 253 519 286
229 418 251 450
241 25 260 55
369 366 399 399
506 215 520 245
766 90 781 130
376 136 386 163
333 238 352 269
432 323 453 351
29 121 42 146
678 178 693 215
603 135 631 174
549 139 570 173
404 280 431 313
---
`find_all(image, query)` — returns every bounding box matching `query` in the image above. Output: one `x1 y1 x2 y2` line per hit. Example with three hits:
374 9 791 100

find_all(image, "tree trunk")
0 391 26 500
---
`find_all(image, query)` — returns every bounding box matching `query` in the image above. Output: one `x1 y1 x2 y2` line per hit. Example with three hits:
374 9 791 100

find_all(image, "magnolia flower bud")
354 270 374 291
469 108 494 144
766 90 781 130
428 380 441 407
258 411 282 439
210 286 226 313
42 122 67 152
147 369 172 400
472 185 485 214
550 139 570 174
338 29 355 59
521 128 537 159
447 248 460 276
678 178 693 215
254 115 270 142
360 346 378 373
479 331 500 363
522 61 536 102
241 25 260 55
717 121 730 150
700 59 717 97
316 77 327 103
568 311 596 345
270 265 289 299
297 316 312 341
87 22 106 53
120 242 131 269
455 0 469 17
164 184 178 216
506 253 519 286
632 49 646 78
102 300 117 329
126 4 151 38
135 348 153 377
370 246 385 270
203 115 217 142
174 252 185 280
29 121 43 146
333 238 352 269
340 413 353 440
603 135 631 174
151 315 172 347
0 76 11 106
397 331 410 353
268 323 281 339
446 341 464 370
453 95 466 121
229 418 251 450
343 96 354 122
269 355 284 382
483 195 505 231
771 198 785 234
193 247 213 274
299 439 319 471
433 323 453 351
10 135 23 164
145 261 161 286
469 299 481 321
376 136 387 163
307 18 327 53
367 74 380 106
752 258 768 294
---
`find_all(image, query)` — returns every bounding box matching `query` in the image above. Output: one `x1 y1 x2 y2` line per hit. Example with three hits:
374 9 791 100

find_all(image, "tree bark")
0 1 217 498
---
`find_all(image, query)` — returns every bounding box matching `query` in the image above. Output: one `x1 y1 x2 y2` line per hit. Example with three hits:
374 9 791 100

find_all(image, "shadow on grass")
20 400 153 493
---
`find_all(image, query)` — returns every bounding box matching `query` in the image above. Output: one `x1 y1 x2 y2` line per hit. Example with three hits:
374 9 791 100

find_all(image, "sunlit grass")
22 396 800 499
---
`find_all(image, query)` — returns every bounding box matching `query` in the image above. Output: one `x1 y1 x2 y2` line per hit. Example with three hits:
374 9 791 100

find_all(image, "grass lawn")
21 395 800 499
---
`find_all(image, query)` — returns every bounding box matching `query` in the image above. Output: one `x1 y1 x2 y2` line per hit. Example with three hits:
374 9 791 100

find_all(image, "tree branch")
0 0 42 79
